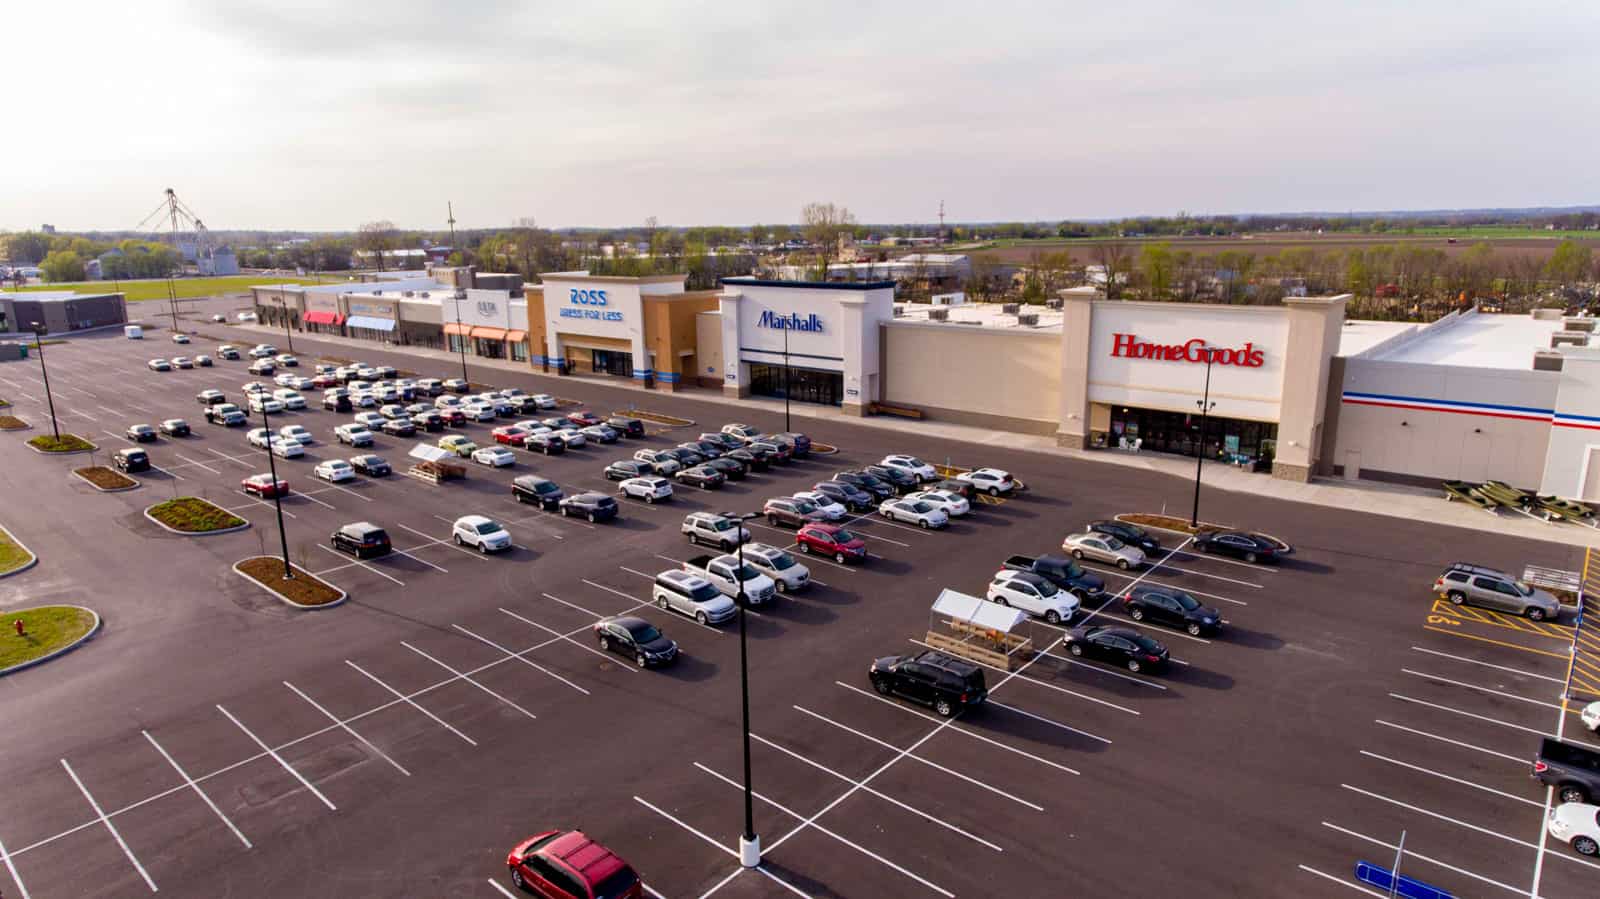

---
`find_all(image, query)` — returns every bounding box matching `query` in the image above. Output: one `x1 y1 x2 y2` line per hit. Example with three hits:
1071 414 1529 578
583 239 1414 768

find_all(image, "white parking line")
0 832 28 899
541 592 610 619
617 567 655 581
1374 719 1527 763
500 607 641 670
142 730 253 848
985 696 1115 744
487 879 518 898
345 660 477 745
148 464 185 480
1402 668 1566 710
402 641 539 721
60 758 158 892
1322 821 1529 896
452 625 591 695
207 447 253 467
1409 646 1566 683
216 704 339 811
1036 649 1167 689
1092 567 1249 606
1341 783 1600 874
388 544 449 573
1358 749 1542 807
174 453 221 474
835 682 1080 776
1296 864 1393 897
315 543 403 585
315 480 372 502
1171 547 1278 572
283 680 411 776
792 705 1044 810
907 639 1140 716
401 524 488 561
1389 693 1554 737
290 490 338 511
693 761 956 897
67 408 96 421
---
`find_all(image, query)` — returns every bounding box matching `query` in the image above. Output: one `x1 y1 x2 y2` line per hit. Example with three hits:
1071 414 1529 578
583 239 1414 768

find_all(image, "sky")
4 0 1597 232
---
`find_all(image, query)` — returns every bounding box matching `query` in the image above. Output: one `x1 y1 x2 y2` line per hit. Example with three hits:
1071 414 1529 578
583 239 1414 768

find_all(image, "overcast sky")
5 1 1596 232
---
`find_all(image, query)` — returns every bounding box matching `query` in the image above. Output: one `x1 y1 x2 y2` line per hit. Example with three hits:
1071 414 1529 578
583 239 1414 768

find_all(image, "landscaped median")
73 466 139 492
1113 512 1293 552
0 414 30 431
145 497 249 535
234 556 347 609
614 408 695 427
26 433 96 453
0 525 38 577
0 605 100 676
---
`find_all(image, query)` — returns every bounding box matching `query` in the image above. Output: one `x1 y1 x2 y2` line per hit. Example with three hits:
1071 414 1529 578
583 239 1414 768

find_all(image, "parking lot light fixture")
452 289 471 386
259 402 293 580
30 322 60 440
725 510 763 866
1190 347 1218 528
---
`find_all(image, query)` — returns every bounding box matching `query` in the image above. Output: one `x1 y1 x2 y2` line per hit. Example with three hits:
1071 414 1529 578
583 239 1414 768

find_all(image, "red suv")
506 830 643 898
796 523 867 563
241 474 289 498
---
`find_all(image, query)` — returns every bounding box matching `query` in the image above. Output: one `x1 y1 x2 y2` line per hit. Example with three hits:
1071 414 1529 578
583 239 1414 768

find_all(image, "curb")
0 606 102 677
0 524 38 579
231 560 348 610
25 438 97 455
142 503 251 536
1112 513 1293 552
808 444 840 456
72 469 141 493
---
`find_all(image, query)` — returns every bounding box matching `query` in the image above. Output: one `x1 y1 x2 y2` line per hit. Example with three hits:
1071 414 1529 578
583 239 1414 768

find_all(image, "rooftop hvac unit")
403 291 415 297
1551 331 1589 348
1563 317 1595 332
1533 351 1564 371
420 291 430 298
892 306 904 317
373 290 383 296
1002 303 1020 314
1017 313 1039 326
927 308 949 321
1045 298 1064 309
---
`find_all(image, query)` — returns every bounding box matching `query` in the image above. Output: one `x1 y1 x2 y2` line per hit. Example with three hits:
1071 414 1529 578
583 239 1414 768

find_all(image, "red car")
494 425 530 447
567 411 603 427
795 523 867 563
506 830 642 898
311 374 339 388
440 408 467 427
241 473 289 498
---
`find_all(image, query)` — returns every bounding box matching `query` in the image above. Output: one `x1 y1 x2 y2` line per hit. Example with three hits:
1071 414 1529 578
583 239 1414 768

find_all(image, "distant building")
40 224 55 234
0 290 127 334
200 246 240 276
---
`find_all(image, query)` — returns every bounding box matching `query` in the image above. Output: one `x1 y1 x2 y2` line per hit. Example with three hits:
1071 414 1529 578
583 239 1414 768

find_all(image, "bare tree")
801 202 857 280
356 220 398 272
1088 241 1132 299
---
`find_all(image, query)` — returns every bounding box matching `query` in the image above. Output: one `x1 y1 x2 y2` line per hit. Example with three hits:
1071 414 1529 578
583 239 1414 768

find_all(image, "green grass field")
0 606 96 670
0 526 36 575
8 275 340 302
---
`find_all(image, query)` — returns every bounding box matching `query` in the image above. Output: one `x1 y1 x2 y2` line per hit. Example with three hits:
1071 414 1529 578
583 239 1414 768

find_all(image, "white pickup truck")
683 553 777 606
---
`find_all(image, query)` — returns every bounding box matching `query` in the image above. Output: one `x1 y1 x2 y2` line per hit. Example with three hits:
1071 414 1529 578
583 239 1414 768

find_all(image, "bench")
870 403 924 420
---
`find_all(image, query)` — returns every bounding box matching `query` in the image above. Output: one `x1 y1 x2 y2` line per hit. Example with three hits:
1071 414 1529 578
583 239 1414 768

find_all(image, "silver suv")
1433 563 1562 621
681 513 751 551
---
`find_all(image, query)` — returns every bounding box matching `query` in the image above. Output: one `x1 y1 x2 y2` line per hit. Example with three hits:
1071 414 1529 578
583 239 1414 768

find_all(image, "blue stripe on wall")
1341 391 1554 416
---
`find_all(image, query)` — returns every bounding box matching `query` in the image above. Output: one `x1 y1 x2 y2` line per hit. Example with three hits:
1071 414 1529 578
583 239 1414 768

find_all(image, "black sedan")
865 464 918 494
1123 585 1222 636
609 416 647 438
726 448 770 472
512 475 564 509
1087 520 1161 554
705 457 747 480
593 616 678 668
158 419 191 437
690 440 725 459
381 419 417 437
350 454 391 477
677 465 725 489
1193 530 1286 564
560 492 619 523
1062 626 1169 673
125 424 158 442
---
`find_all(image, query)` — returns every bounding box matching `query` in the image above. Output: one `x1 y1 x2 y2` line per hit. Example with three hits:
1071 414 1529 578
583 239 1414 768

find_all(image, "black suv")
835 470 894 501
608 416 646 438
330 522 392 559
113 448 150 473
350 455 391 477
869 650 988 717
1086 520 1161 554
812 480 873 512
1123 584 1222 636
560 492 619 523
605 459 649 481
1534 737 1600 804
865 464 919 494
726 447 770 471
512 475 564 509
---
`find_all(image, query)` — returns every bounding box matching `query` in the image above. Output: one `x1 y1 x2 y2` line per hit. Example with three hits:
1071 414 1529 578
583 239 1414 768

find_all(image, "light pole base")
739 834 761 868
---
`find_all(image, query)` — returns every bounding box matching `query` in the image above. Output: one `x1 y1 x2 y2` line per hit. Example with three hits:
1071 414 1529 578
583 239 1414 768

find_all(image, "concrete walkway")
229 321 1600 551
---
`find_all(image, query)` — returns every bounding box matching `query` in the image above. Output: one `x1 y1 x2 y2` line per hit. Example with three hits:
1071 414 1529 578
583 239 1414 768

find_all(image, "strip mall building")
253 272 1600 500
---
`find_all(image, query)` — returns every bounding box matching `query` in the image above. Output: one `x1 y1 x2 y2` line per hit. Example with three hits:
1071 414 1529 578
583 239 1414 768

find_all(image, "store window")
475 338 505 359
591 350 633 377
1109 407 1277 465
749 363 843 406
510 341 528 362
448 333 467 354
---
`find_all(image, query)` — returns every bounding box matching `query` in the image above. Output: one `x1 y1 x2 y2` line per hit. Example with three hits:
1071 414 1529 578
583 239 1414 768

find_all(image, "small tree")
356 220 398 272
40 250 86 282
1088 242 1132 300
801 202 856 280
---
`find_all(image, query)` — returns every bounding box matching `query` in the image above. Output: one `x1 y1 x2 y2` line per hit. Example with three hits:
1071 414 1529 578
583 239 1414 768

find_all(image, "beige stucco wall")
881 320 1062 433
1331 402 1551 489
695 311 724 388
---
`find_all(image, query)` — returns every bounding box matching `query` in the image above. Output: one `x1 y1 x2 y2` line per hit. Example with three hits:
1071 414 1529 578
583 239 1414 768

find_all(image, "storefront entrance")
1110 406 1277 464
591 349 633 377
474 337 505 359
750 363 843 406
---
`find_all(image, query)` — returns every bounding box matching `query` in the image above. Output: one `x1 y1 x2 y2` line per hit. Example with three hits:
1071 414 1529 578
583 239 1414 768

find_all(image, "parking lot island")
26 433 95 453
0 524 37 577
0 605 101 676
233 557 347 609
72 466 140 492
0 414 27 430
144 497 249 535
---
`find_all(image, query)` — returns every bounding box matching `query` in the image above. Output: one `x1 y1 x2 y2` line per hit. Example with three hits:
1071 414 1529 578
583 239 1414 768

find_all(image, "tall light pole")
1190 348 1218 528
259 402 294 580
30 322 60 440
727 510 762 867
452 289 471 385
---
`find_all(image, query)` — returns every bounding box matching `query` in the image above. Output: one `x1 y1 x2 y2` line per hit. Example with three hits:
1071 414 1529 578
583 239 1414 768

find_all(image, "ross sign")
563 287 622 322
758 310 825 332
476 300 499 317
1110 333 1264 368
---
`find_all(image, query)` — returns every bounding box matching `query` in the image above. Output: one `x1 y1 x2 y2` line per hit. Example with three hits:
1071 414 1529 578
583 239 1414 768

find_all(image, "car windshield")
1514 581 1534 596
1132 634 1163 652
909 502 933 513
535 482 559 494
1174 592 1202 610
734 563 760 580
712 519 735 531
833 529 857 543
904 457 926 467
1034 578 1059 596
626 623 663 643
795 501 816 514
1102 536 1126 550
767 553 795 570
474 522 502 535
688 582 722 602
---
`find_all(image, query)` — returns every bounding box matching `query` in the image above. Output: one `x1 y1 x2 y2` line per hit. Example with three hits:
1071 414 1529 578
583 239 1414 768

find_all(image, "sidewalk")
229 321 1600 550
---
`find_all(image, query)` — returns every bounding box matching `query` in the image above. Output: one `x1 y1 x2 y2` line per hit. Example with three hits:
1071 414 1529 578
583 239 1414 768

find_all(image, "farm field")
6 274 344 302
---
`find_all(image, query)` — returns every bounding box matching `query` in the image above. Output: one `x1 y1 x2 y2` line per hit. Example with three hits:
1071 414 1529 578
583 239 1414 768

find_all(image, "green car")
439 435 478 457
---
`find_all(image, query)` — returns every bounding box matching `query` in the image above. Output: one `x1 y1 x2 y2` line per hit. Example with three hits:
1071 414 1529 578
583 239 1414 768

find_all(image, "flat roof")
892 301 1062 331
1361 311 1567 369
1336 320 1414 356
0 290 121 303
722 277 896 291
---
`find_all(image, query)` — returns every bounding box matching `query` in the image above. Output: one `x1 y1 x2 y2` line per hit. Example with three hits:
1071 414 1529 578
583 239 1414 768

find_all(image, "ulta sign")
1110 333 1265 368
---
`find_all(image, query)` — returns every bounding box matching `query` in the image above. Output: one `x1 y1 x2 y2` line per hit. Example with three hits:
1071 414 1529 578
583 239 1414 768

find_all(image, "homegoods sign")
1110 333 1265 368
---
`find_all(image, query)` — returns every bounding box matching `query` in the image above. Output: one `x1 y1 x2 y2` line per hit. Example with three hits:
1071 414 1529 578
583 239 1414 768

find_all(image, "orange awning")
469 326 508 340
505 330 527 343
443 322 470 336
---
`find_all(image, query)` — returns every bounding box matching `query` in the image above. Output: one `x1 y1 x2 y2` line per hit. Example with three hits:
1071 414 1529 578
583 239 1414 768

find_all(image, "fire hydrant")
13 619 24 637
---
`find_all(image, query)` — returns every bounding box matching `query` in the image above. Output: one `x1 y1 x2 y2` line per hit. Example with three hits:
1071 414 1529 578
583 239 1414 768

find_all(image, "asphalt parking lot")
0 301 1596 898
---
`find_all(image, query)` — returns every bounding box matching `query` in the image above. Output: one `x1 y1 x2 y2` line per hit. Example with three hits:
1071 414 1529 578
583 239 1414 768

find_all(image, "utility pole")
447 202 458 267
730 511 761 868
782 324 791 433
938 199 946 249
1190 348 1217 528
30 323 60 440
278 291 295 354
453 289 471 386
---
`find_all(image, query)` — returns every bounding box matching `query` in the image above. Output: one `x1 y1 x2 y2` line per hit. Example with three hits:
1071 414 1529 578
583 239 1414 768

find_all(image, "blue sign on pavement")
1354 861 1455 899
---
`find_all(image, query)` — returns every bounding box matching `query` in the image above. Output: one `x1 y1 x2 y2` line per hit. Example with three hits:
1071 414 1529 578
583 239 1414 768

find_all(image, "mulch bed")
74 466 137 490
27 434 94 451
616 409 694 427
148 497 246 532
237 556 344 606
0 415 27 430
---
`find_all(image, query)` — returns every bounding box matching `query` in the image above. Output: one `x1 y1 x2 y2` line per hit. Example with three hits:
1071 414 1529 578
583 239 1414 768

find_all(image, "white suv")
619 476 673 503
742 543 811 593
986 570 1080 625
452 515 512 553
879 454 938 482
652 570 736 626
681 512 751 551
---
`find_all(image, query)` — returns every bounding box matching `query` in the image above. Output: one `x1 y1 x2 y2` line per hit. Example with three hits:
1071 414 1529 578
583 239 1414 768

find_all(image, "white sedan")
147 359 172 371
1547 803 1600 856
1062 532 1146 570
464 403 497 423
956 467 1017 496
792 491 847 520
279 424 314 445
270 438 304 459
552 429 586 448
878 497 949 529
171 333 191 344
986 570 1080 625
1584 700 1600 735
906 489 970 517
472 446 516 468
531 394 558 410
314 459 355 482
246 428 274 448
879 454 938 482
620 476 674 503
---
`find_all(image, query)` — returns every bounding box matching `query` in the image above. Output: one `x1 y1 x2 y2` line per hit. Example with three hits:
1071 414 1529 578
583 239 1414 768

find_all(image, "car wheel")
873 677 892 695
775 580 787 594
1447 591 1466 605
992 596 1008 607
695 611 708 625
1576 837 1600 856
934 697 955 717
453 533 463 545
1127 658 1142 673
1560 785 1589 804
511 870 527 890
588 513 597 523
657 595 669 610
769 515 780 526
1526 607 1547 621
635 653 648 669
561 506 570 517
798 543 811 554
479 542 489 555
1116 558 1131 570
1129 607 1144 621
1187 622 1203 636
1071 549 1084 560
919 519 929 529
598 636 610 651
1245 552 1258 564
1045 610 1062 625
1068 642 1084 656
645 494 655 504
514 492 526 504
835 552 847 564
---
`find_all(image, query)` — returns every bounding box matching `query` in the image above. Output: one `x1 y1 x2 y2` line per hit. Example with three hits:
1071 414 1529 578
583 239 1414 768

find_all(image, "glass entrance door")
750 364 843 406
